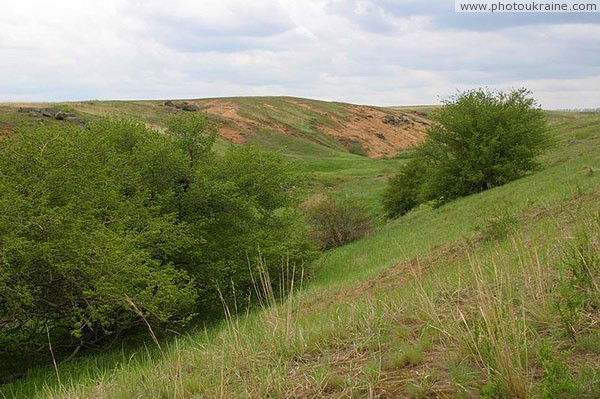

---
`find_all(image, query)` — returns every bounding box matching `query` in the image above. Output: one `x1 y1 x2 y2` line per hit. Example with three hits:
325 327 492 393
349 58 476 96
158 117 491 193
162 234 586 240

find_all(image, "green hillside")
0 105 599 398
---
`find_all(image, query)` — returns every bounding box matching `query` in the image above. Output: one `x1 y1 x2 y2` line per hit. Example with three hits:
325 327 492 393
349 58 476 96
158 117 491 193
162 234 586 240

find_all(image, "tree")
383 88 552 218
165 112 217 167
381 159 424 218
0 114 315 373
0 122 198 361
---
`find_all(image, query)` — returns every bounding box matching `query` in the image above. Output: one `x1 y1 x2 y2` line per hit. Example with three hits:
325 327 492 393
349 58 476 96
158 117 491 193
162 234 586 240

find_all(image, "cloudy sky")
0 0 598 108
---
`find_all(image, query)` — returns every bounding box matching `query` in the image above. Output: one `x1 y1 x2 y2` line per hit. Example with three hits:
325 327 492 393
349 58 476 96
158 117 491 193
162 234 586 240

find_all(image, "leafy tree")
179 146 315 313
383 88 551 218
0 114 314 372
165 112 217 167
381 159 424 218
0 122 197 359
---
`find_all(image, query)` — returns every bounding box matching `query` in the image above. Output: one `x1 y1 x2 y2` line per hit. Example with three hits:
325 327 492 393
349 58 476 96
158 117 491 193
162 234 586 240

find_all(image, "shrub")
348 142 368 156
306 196 371 249
382 159 424 218
479 209 519 241
0 121 198 359
0 115 314 371
383 88 552 217
537 341 576 399
179 145 316 314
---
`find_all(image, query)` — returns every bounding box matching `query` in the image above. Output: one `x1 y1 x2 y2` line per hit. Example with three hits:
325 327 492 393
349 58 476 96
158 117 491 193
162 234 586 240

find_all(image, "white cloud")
0 0 598 108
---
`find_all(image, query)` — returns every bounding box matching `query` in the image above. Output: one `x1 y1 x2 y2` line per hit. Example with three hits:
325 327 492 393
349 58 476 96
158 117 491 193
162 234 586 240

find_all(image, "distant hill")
0 96 432 158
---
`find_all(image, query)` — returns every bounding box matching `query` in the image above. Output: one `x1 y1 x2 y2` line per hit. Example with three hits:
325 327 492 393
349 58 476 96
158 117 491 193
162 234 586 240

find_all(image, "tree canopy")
0 114 314 369
383 88 552 218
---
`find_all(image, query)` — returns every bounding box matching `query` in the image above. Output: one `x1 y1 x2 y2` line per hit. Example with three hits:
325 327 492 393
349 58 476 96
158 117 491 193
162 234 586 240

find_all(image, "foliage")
0 121 198 359
165 112 217 167
348 142 368 156
556 215 600 340
381 159 424 218
384 88 552 217
537 341 576 399
0 115 313 369
179 145 316 313
306 195 371 249
1 109 599 398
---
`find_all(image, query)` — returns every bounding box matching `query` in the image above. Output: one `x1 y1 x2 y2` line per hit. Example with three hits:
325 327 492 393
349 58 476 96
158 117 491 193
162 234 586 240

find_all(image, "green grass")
1 110 599 398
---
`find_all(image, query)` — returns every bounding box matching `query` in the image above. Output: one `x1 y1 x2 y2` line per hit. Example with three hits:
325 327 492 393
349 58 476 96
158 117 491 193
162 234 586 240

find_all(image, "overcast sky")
0 0 598 108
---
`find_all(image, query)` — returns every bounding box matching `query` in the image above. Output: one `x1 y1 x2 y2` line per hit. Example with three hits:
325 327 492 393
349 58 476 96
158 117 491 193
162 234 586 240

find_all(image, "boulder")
180 103 199 112
171 101 199 111
41 108 61 117
54 111 76 120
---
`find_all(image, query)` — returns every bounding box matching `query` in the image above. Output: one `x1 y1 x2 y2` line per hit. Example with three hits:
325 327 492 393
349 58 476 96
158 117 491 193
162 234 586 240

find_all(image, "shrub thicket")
0 114 314 367
306 196 371 249
383 88 552 218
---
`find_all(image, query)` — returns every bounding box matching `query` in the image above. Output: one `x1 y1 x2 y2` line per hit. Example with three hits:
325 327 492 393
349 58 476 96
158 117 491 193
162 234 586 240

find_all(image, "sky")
0 0 598 108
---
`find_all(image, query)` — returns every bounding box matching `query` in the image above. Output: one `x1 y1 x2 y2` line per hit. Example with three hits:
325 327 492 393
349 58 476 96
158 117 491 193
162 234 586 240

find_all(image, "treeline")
0 114 315 369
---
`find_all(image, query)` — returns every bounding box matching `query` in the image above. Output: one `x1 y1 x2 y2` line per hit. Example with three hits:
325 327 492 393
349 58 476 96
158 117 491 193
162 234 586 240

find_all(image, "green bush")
179 145 316 314
383 88 552 218
0 114 314 370
381 159 424 218
0 121 198 358
537 341 576 399
306 196 371 249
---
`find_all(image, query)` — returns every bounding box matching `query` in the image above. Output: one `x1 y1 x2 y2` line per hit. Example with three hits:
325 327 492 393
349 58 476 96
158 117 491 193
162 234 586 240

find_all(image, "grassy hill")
0 97 425 222
0 97 429 158
0 104 599 398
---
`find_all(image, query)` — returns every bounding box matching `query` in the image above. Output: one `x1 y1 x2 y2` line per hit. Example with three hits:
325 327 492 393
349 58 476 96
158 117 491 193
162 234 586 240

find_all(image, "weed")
576 332 600 353
348 142 368 156
479 209 519 241
556 215 600 339
384 342 424 369
406 374 436 398
536 340 576 399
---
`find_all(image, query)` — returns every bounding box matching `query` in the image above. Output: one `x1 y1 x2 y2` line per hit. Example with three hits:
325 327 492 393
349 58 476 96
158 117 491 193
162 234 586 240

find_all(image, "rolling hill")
0 100 599 398
0 97 430 158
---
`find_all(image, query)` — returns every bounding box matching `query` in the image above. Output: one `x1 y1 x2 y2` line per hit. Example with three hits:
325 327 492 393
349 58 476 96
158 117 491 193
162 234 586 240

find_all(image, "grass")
1 109 599 398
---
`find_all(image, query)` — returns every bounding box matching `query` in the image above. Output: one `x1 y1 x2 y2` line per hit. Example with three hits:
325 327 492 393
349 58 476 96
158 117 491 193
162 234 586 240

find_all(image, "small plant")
556 216 600 340
348 142 368 156
306 195 372 249
384 342 424 369
479 210 519 241
311 366 347 393
537 340 576 399
448 359 480 395
576 332 600 353
406 374 436 398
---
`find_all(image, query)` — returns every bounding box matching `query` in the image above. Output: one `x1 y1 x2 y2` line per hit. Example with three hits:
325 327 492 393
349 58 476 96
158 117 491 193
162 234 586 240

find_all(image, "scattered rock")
163 100 199 112
65 116 85 125
18 107 36 113
383 114 412 127
41 108 60 117
179 103 199 112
